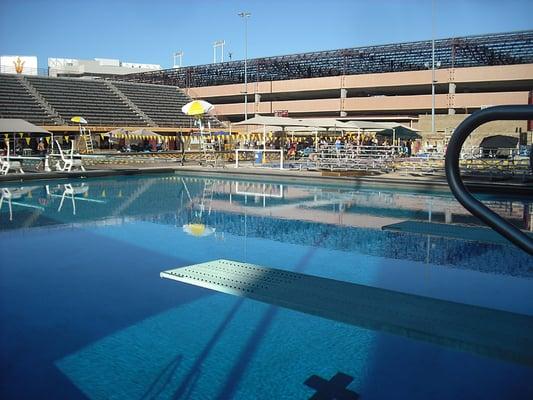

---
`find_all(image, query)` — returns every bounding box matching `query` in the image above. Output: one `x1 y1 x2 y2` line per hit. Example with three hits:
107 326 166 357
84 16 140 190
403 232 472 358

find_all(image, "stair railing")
444 105 533 255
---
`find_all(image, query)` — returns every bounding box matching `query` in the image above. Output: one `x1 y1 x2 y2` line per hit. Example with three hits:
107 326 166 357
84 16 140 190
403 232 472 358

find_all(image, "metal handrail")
445 105 533 255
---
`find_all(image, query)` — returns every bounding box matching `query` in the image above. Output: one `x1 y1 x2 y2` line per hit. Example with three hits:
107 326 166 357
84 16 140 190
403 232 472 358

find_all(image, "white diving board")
161 259 533 367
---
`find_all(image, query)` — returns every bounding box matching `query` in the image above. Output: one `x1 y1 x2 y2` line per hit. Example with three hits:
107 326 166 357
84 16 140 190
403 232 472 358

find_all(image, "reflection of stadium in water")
1 174 531 276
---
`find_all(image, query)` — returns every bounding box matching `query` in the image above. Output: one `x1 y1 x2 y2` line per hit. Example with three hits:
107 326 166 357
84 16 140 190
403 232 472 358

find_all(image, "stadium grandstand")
0 30 531 139
0 74 222 130
117 30 533 136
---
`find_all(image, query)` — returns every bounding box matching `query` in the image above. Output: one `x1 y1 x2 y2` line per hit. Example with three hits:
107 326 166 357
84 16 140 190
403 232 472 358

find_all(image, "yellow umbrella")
70 116 88 124
181 100 214 116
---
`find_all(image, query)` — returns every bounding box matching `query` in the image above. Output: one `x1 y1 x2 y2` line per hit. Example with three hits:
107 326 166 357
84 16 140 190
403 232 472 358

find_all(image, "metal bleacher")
25 76 147 126
0 74 56 125
119 30 533 88
111 81 222 128
110 81 195 127
0 74 223 129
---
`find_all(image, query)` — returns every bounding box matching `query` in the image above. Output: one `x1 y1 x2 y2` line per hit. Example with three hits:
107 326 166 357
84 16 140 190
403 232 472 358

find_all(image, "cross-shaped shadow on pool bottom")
305 372 360 400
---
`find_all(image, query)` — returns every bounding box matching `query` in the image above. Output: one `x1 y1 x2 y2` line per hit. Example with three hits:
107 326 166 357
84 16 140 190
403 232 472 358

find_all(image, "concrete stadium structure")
121 31 533 142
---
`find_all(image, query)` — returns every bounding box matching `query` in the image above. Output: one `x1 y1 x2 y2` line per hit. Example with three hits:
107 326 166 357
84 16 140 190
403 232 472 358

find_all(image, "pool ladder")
444 105 533 255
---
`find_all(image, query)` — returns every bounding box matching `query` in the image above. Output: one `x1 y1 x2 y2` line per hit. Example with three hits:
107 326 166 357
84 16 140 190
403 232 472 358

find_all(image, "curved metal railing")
445 105 533 255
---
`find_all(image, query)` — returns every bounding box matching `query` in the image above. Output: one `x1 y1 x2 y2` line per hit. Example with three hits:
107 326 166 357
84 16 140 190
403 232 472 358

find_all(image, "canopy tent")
103 127 128 137
0 119 52 155
105 128 162 139
479 135 518 149
342 120 391 130
234 115 321 150
376 124 421 141
296 118 353 131
0 119 51 135
130 128 162 138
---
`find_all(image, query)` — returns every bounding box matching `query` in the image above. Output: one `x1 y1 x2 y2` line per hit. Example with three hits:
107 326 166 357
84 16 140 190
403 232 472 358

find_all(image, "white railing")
235 148 284 170
315 145 398 171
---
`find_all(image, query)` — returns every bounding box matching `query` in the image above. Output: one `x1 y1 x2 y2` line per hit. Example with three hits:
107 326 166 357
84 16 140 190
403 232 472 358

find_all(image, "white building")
47 57 161 78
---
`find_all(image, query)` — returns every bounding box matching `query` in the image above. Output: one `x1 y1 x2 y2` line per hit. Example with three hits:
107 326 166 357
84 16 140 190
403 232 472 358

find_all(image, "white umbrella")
181 100 214 116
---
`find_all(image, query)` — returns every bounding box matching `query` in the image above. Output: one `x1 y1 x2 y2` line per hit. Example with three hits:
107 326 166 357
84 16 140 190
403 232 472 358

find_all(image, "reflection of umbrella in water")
183 223 215 237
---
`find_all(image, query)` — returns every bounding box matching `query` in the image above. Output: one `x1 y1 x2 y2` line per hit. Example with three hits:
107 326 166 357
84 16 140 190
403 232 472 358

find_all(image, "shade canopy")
234 115 316 128
288 125 327 132
376 125 421 140
0 119 51 135
342 120 391 130
103 128 128 137
296 118 352 130
479 135 518 149
130 128 161 137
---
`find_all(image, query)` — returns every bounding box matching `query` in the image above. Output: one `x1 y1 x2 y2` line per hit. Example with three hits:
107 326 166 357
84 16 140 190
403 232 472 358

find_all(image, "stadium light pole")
173 51 183 68
238 11 251 121
427 0 440 135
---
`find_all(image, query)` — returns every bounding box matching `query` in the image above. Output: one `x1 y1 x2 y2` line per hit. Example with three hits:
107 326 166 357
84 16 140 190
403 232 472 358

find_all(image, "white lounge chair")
58 183 89 215
54 140 85 172
0 143 24 175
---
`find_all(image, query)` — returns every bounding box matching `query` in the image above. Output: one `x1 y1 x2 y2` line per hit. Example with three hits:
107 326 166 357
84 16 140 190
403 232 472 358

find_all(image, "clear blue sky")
1 0 532 69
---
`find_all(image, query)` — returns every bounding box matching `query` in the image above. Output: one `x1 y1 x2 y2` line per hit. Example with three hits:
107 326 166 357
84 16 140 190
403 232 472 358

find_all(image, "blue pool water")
0 173 532 399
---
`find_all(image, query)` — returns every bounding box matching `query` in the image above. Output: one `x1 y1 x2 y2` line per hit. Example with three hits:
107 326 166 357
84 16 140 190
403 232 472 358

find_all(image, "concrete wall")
190 64 533 97
213 92 529 116
415 114 529 147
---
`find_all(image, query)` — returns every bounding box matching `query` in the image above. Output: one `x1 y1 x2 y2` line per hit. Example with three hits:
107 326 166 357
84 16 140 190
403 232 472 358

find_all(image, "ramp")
161 259 533 366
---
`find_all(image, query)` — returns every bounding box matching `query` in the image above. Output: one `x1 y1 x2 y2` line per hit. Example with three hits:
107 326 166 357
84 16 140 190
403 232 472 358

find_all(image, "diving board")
382 220 533 245
161 260 533 366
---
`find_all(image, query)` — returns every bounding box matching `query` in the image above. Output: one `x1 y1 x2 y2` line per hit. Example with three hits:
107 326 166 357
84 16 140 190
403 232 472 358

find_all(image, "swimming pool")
1 173 532 399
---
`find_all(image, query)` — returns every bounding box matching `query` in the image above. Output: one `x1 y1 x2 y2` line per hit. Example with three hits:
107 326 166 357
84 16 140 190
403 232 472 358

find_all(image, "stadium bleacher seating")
0 74 223 128
26 76 146 126
0 74 56 125
111 81 221 128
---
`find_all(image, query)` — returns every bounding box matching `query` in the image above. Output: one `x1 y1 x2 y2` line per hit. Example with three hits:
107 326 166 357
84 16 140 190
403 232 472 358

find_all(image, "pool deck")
0 162 531 195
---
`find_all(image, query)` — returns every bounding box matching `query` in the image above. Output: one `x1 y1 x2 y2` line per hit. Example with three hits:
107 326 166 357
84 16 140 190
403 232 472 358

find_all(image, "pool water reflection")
1 173 532 399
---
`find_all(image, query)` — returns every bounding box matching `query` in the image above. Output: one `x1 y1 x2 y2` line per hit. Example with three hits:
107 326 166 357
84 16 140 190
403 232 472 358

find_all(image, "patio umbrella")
181 100 214 116
70 116 88 124
297 118 352 130
104 128 128 137
234 115 320 150
103 128 128 146
130 128 162 140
